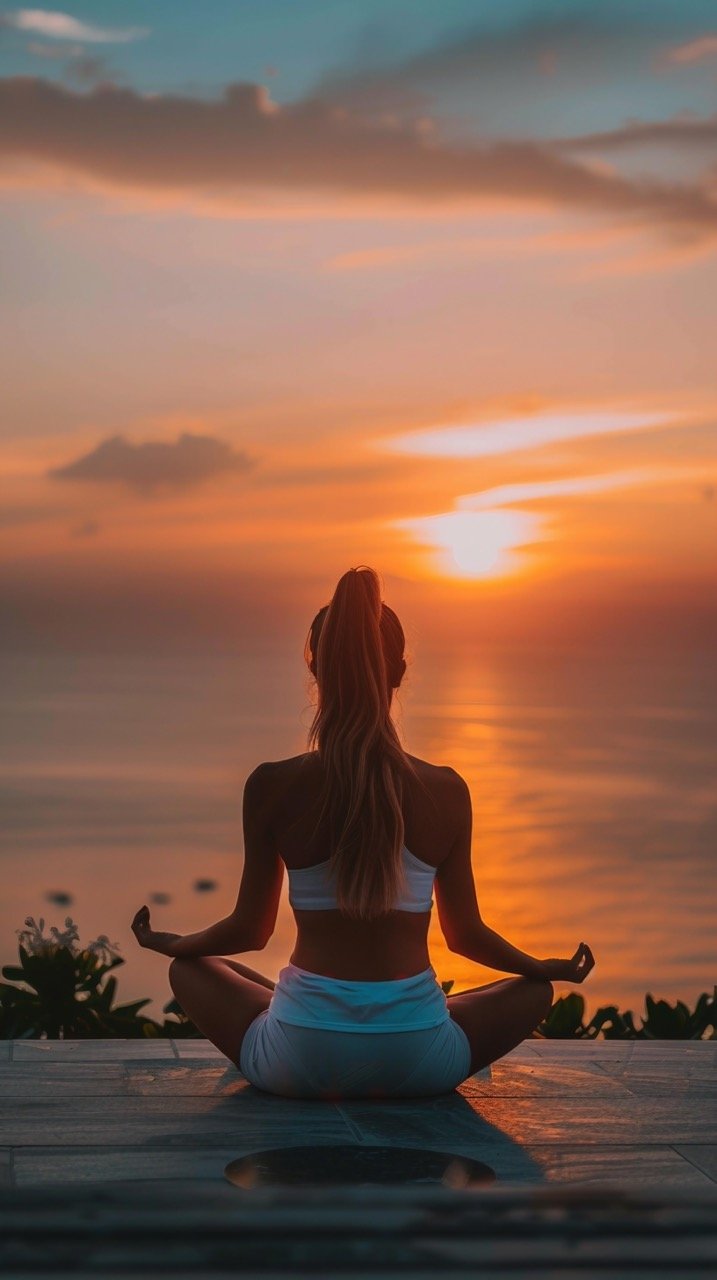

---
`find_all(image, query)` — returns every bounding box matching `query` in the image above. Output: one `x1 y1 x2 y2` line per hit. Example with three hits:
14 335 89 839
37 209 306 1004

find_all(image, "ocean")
1 641 714 1023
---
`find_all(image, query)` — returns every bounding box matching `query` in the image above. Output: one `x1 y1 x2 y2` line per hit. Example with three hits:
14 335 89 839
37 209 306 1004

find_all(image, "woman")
132 566 594 1098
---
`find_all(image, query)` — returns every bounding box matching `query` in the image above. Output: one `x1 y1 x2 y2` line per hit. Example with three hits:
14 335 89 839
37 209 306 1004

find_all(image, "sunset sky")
2 1 716 652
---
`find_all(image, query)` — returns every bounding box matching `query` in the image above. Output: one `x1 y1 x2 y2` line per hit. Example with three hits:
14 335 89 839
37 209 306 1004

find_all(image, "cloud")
553 112 717 152
1 79 716 240
48 432 255 492
457 469 664 511
380 409 676 460
664 35 717 65
315 10 651 110
0 9 148 43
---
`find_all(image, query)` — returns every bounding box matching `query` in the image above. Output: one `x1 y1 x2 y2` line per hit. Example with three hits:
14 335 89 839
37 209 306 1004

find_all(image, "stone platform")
1 1036 715 1275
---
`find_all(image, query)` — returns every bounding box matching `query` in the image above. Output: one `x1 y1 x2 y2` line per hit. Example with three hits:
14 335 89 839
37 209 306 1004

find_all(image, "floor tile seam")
521 1141 707 1151
527 1044 637 1054
10 1047 178 1053
0 1091 140 1100
0 1095 257 1108
589 1060 629 1077
9 1136 333 1152
10 1143 283 1155
332 1104 372 1143
324 1134 717 1146
5 1103 710 1118
463 1092 706 1107
461 1086 634 1095
668 1144 717 1184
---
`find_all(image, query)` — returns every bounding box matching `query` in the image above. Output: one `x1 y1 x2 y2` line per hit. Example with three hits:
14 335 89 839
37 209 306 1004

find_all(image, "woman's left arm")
131 763 284 959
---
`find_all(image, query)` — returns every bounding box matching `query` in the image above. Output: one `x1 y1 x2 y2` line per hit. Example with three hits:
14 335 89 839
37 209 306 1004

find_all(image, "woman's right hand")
539 943 595 983
131 906 182 957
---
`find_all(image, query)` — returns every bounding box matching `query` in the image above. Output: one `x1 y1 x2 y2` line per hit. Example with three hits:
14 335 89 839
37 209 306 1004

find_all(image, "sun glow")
398 508 540 579
391 467 689 582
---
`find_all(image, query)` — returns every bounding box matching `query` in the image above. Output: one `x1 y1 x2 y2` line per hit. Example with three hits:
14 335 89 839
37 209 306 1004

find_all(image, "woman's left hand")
131 905 182 957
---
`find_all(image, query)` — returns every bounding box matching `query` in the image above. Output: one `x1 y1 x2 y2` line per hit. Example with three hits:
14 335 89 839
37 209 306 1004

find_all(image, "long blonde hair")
304 566 419 920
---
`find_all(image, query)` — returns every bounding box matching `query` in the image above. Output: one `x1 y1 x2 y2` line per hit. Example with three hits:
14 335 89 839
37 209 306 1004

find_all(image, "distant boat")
149 892 171 905
193 878 218 893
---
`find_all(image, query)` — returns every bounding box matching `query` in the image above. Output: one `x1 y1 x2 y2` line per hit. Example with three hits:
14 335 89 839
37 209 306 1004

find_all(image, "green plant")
0 917 161 1039
636 990 716 1039
534 991 592 1038
533 987 717 1040
160 995 202 1038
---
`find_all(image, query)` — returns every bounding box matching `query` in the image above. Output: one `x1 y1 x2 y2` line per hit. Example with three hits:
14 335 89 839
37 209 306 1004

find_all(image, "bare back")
263 751 464 981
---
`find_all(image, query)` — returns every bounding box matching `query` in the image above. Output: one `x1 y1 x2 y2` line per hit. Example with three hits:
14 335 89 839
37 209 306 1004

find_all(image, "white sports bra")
286 845 436 913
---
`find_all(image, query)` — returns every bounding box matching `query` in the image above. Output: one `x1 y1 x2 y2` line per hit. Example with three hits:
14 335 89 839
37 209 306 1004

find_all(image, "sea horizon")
2 635 714 1024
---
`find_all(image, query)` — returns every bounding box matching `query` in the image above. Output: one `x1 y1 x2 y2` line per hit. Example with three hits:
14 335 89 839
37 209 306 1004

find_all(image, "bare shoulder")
404 754 470 816
243 753 315 797
407 752 468 783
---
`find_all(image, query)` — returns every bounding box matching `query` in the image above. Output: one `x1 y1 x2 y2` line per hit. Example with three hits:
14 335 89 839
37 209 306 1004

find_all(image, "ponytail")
304 566 417 919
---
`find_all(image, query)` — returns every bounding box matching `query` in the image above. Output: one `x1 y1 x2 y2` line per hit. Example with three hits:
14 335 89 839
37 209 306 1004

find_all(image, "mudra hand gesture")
131 905 181 957
540 942 595 983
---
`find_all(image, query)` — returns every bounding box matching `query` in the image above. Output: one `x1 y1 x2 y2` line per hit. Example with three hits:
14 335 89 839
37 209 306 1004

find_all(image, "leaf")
113 998 152 1017
587 1004 632 1040
534 993 586 1039
2 967 28 983
98 976 118 1011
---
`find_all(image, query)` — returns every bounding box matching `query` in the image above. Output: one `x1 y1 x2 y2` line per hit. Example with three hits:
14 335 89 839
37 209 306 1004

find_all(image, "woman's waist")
290 926 430 981
268 961 450 1032
281 960 439 988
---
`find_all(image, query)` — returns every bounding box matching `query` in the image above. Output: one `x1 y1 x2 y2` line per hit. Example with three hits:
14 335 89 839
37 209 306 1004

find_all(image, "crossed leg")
168 956 275 1068
168 960 553 1079
447 975 554 1074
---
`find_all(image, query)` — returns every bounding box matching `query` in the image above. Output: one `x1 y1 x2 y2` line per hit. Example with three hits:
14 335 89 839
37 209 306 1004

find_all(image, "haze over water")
2 636 714 1021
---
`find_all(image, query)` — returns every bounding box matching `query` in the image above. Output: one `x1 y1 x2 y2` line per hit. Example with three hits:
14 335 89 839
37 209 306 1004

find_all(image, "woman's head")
303 566 416 920
305 567 407 701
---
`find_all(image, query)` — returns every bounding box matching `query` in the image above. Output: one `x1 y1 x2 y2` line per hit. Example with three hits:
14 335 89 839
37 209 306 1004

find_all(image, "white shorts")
239 1010 472 1099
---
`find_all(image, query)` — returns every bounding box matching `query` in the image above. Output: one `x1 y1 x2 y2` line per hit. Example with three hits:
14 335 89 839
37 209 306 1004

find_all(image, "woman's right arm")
435 769 594 983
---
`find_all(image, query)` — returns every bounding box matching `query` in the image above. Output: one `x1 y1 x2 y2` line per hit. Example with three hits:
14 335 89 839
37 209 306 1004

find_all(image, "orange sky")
2 56 717 652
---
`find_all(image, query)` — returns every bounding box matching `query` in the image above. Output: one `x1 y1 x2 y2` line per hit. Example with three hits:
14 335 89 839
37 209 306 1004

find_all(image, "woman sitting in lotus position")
131 566 594 1098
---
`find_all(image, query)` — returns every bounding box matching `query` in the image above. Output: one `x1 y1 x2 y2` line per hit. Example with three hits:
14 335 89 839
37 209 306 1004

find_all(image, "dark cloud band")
0 77 716 238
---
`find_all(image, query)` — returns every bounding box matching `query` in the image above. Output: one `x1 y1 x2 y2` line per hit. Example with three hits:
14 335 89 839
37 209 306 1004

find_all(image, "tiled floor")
2 1037 716 1191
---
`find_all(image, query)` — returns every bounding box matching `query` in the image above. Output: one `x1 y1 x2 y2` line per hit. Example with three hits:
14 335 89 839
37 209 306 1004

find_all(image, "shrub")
0 916 167 1039
534 988 717 1040
0 916 203 1040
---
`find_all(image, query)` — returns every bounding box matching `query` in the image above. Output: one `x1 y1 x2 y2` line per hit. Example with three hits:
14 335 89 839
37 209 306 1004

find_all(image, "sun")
399 509 540 579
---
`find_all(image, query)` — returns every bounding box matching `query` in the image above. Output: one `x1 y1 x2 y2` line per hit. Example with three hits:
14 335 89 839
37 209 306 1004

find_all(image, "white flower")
16 916 54 954
49 920 80 949
15 915 122 961
86 933 122 964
